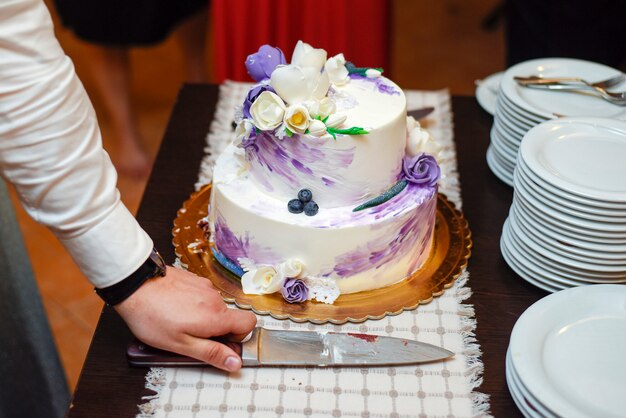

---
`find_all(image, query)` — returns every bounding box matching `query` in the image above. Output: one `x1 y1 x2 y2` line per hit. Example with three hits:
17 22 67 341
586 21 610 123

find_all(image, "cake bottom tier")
209 145 437 297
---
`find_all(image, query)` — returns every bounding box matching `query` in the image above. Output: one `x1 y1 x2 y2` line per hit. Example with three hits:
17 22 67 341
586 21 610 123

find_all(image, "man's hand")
115 266 257 372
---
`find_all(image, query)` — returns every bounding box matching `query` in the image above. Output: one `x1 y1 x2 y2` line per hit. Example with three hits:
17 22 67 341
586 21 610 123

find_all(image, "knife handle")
126 338 242 367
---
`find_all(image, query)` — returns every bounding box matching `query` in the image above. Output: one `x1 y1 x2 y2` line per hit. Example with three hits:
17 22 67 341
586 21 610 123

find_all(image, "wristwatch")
95 248 167 306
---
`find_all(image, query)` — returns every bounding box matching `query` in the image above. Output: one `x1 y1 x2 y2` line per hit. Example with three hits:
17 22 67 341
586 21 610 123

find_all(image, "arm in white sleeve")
0 0 153 288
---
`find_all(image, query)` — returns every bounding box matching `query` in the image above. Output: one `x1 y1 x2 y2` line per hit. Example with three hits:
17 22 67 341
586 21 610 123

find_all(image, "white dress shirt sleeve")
0 0 154 288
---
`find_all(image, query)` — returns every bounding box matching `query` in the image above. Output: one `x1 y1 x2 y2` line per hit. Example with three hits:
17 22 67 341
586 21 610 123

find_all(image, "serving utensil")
127 327 455 367
522 84 626 105
514 76 626 105
514 73 625 89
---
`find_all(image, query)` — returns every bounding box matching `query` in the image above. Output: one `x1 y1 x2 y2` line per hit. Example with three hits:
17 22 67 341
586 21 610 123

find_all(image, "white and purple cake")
207 41 441 305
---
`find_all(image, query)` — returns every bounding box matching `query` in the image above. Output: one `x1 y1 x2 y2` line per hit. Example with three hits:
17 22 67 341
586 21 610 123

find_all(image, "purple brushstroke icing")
330 190 437 278
214 213 278 264
291 159 313 175
349 74 401 95
246 131 357 201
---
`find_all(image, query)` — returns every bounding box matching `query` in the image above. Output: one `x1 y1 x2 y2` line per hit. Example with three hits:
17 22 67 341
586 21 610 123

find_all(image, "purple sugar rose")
402 153 440 187
245 45 286 82
242 84 275 119
281 278 308 304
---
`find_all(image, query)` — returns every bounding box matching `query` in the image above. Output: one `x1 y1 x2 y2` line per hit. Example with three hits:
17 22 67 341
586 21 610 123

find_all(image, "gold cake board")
173 184 472 324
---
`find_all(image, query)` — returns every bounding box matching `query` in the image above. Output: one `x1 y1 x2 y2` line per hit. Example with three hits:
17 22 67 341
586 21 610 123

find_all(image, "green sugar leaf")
326 126 369 137
352 179 408 212
346 61 384 76
285 128 293 137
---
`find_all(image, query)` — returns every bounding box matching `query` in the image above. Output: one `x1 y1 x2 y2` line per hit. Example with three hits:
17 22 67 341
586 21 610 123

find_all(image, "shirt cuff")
59 202 154 288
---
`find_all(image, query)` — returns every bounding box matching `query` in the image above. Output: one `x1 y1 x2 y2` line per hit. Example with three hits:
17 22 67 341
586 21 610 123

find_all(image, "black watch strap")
95 248 167 306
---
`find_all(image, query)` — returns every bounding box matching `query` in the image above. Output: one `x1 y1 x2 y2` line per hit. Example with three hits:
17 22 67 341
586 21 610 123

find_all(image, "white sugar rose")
278 259 305 279
249 91 286 130
284 104 311 134
325 112 347 128
325 53 349 86
406 125 443 158
291 40 327 72
308 119 327 137
234 119 254 146
406 116 419 132
241 265 284 294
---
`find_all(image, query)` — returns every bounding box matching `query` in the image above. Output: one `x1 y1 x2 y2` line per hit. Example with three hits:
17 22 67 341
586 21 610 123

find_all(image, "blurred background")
6 0 531 390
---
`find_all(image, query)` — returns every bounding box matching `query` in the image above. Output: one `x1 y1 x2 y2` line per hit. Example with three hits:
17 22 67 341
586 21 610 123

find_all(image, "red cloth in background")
212 0 390 82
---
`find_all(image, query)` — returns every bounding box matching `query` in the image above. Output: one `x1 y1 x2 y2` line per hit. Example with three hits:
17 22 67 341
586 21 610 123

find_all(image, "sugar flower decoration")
325 53 349 86
234 119 255 147
405 116 442 158
245 45 286 82
284 104 311 134
270 41 330 105
243 84 275 120
241 265 283 295
281 278 308 303
249 91 286 131
402 153 440 187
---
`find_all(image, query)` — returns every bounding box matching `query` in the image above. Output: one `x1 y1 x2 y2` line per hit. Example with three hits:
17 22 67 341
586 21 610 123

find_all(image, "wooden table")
68 85 547 417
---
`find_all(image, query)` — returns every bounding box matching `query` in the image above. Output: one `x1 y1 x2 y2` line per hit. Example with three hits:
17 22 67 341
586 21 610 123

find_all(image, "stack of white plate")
501 117 626 292
506 285 626 418
487 58 626 186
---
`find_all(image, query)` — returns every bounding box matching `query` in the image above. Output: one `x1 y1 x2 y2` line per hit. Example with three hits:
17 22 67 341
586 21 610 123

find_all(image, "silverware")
519 82 626 106
514 73 625 89
409 106 435 120
127 327 454 367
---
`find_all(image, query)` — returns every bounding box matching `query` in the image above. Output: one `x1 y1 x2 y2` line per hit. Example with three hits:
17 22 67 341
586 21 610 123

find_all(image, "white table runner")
138 82 490 418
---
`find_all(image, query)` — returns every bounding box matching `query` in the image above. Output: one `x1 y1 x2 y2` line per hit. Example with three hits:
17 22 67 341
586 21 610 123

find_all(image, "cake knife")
127 327 454 367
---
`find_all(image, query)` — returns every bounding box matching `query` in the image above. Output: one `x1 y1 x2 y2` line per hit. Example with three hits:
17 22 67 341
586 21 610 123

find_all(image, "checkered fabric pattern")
138 83 490 418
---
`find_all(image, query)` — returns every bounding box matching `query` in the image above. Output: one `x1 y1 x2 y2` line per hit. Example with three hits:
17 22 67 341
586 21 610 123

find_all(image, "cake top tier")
236 40 404 144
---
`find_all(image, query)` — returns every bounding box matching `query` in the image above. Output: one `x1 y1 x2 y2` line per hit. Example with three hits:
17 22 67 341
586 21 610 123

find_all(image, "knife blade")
408 106 435 121
127 327 454 367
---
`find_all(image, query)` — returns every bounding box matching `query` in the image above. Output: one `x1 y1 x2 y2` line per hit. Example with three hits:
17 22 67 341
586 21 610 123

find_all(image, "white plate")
506 364 543 418
507 214 626 278
514 193 626 243
492 125 521 159
497 97 539 130
487 145 514 186
490 127 518 166
510 205 626 264
494 110 528 140
498 91 548 125
496 99 537 133
476 71 503 115
511 203 626 254
501 222 564 292
505 218 626 288
515 165 626 222
509 285 626 418
501 58 626 119
507 349 558 418
517 157 626 211
496 91 554 126
513 171 626 233
520 117 626 203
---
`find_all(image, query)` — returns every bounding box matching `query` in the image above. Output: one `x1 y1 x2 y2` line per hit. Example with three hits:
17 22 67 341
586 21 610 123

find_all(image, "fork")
514 73 625 89
522 83 626 105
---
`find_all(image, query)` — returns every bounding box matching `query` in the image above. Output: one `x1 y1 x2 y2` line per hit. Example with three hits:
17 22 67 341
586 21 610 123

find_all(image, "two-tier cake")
206 41 441 304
